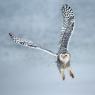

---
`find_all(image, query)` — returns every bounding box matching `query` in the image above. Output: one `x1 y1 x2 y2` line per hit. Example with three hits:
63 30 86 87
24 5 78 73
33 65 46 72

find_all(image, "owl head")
59 53 71 64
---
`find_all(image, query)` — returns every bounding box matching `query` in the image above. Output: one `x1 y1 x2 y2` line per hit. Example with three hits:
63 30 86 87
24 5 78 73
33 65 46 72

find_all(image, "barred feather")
9 33 57 57
9 33 37 48
58 4 74 54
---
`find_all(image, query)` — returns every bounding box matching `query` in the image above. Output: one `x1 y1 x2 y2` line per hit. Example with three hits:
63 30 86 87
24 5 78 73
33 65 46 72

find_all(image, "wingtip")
9 32 14 38
61 4 72 12
9 33 12 36
61 4 68 10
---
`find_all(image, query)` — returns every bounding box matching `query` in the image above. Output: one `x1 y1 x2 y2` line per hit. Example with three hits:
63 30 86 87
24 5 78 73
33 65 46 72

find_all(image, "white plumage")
9 4 75 80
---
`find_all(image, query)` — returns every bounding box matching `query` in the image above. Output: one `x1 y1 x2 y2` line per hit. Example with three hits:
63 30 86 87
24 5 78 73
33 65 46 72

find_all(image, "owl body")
57 53 72 80
9 4 75 80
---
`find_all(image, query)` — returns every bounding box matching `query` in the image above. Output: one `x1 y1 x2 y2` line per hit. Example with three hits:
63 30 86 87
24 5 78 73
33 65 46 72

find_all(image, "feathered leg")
67 66 75 78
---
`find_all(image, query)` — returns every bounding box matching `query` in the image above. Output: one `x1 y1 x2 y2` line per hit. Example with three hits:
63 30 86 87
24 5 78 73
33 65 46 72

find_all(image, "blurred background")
0 0 95 95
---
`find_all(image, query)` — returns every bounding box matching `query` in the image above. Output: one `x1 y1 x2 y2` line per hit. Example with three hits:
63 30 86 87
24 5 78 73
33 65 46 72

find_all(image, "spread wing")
58 4 74 54
9 33 57 57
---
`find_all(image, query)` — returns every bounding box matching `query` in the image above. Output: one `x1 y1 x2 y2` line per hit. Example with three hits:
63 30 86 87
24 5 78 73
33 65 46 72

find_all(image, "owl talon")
70 70 74 78
62 75 65 80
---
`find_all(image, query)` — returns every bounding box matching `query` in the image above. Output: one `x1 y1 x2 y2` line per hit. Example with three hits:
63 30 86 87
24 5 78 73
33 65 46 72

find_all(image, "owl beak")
60 68 65 80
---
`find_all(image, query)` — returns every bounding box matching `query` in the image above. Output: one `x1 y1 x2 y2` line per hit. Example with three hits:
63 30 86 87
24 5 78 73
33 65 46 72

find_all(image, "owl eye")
61 54 64 57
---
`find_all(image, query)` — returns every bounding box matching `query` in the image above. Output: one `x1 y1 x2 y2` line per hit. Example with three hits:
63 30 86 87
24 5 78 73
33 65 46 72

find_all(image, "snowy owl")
9 4 75 80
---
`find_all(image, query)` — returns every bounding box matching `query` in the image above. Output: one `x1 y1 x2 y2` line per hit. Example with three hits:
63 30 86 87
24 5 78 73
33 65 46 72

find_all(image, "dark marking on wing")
58 4 74 54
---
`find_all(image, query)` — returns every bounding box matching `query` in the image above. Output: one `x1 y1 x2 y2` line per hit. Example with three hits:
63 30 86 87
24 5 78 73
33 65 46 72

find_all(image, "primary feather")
9 33 57 57
58 4 74 54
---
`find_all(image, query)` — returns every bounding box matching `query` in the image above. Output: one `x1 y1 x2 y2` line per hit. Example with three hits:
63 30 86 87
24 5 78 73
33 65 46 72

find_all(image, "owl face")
59 53 71 64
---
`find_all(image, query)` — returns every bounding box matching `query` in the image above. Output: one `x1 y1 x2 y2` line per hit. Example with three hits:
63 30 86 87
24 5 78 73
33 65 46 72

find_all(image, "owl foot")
60 68 65 80
70 70 74 78
62 75 65 80
67 67 75 78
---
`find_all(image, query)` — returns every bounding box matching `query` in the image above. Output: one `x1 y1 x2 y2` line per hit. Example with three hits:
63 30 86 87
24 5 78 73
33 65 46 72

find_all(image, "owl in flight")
9 4 75 80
